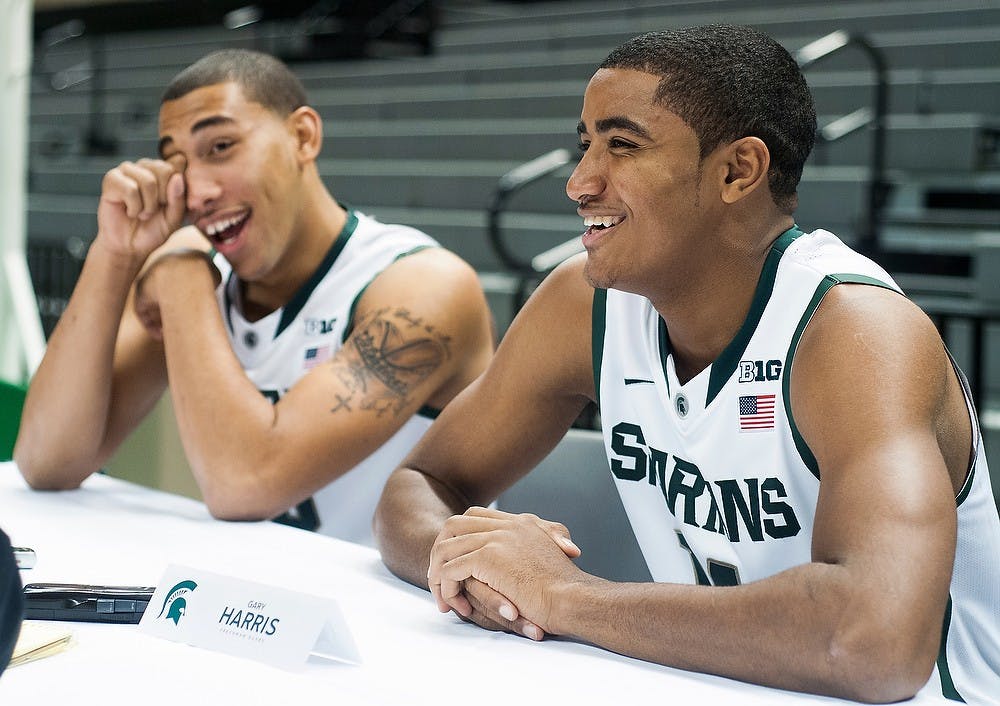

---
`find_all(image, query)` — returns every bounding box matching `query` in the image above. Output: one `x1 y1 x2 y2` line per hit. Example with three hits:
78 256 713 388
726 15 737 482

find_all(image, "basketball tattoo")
330 307 450 417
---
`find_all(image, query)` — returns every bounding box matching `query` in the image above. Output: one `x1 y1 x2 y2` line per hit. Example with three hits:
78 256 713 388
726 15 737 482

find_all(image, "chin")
582 258 618 290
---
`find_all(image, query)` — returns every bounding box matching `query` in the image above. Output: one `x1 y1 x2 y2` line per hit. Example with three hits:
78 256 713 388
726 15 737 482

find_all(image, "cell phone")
13 547 36 569
23 583 155 624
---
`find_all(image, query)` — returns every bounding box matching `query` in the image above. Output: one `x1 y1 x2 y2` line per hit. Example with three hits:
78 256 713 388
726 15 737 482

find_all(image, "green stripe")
706 225 804 405
417 405 440 419
782 273 897 480
937 596 966 702
276 210 358 337
592 288 607 405
657 316 671 398
343 244 438 343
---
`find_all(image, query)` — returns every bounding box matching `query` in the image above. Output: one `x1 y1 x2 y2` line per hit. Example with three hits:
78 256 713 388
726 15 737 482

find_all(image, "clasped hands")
427 506 584 641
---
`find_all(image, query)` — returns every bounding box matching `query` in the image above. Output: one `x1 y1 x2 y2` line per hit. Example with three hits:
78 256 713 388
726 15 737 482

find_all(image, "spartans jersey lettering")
214 210 437 547
594 226 1000 703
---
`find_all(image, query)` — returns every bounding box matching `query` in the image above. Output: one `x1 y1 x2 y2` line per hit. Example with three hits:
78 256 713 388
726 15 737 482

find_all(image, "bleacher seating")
24 0 1000 486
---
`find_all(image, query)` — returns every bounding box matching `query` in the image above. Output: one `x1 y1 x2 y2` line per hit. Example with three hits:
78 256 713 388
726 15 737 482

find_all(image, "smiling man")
15 50 494 546
375 26 1000 703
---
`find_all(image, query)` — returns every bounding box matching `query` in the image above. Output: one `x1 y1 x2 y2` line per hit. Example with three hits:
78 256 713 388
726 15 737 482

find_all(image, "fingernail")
523 624 542 641
499 603 516 621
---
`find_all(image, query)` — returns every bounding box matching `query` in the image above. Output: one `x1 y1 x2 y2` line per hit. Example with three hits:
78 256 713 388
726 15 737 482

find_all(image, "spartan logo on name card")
156 579 198 626
141 564 361 670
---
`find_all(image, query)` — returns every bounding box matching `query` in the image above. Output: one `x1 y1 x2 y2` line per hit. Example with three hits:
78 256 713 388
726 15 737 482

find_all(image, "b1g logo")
739 359 782 383
304 317 337 336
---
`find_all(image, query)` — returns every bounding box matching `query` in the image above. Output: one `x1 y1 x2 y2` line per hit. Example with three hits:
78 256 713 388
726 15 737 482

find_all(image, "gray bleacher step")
27 158 872 227
437 0 1000 33
28 65 1000 127
436 0 1000 56
30 23 1000 97
25 192 583 271
31 112 997 172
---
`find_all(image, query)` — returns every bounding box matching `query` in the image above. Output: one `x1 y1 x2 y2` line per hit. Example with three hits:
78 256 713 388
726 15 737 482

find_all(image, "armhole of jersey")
782 273 897 480
592 288 607 407
417 405 440 420
946 347 980 508
936 594 967 703
342 245 439 343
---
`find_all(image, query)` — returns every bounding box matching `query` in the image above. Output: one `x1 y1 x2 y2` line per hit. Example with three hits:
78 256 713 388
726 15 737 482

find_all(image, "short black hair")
600 25 816 213
161 49 307 116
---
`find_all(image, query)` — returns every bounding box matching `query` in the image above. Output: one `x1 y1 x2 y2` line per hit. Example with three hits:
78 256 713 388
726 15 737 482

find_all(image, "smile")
203 211 250 246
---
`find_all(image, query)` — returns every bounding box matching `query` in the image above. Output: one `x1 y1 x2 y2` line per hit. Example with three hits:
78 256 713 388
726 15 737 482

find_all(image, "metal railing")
795 30 890 258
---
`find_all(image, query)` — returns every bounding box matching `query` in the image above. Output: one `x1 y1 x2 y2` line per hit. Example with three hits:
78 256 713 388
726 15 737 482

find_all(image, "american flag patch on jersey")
739 394 776 431
303 345 332 370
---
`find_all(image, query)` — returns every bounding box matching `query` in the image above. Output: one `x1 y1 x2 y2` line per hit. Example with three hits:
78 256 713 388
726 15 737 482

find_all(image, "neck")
652 217 793 384
242 177 346 320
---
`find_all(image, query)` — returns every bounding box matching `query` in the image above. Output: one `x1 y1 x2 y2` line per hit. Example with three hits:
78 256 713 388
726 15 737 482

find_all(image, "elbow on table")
826 625 937 703
14 444 87 491
200 482 290 524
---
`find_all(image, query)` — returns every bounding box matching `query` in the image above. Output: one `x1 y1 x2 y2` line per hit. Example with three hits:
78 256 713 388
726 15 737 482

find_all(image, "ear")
720 137 770 204
287 106 322 163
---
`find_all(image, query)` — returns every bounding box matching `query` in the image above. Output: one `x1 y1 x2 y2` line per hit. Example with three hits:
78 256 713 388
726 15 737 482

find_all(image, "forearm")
154 264 286 516
375 468 471 589
15 243 144 487
554 562 936 702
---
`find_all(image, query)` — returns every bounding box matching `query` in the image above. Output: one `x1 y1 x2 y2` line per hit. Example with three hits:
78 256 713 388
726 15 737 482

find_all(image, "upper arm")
790 283 962 668
226 248 493 512
402 254 597 506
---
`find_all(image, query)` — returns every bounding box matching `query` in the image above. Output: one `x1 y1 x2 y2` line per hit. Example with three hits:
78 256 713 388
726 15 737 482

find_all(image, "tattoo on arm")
330 307 451 417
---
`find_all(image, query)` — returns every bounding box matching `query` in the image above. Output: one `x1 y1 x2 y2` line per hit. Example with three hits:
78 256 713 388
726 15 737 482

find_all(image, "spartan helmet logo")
166 596 187 625
156 580 198 626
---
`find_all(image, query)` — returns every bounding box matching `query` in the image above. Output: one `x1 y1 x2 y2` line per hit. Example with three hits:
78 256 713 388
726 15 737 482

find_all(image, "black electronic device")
23 583 155 624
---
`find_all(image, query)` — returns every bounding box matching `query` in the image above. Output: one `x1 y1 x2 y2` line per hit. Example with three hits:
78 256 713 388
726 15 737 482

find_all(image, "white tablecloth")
0 462 949 704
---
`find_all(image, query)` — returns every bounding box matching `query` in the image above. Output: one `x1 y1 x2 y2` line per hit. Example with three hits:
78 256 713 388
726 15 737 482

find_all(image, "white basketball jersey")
594 226 1000 703
214 210 438 546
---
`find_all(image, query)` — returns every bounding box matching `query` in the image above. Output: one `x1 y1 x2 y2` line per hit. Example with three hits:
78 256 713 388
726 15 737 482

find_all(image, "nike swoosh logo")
624 378 655 385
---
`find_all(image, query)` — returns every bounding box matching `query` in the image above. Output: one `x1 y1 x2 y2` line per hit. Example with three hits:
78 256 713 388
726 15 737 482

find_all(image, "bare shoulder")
351 247 495 405
359 247 486 316
791 282 970 490
496 253 596 399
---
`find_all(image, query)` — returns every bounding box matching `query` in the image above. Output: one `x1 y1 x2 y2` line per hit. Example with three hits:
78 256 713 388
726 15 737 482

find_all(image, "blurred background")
3 0 999 507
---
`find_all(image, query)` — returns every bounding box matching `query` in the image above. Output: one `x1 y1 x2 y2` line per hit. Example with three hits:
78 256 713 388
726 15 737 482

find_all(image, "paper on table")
9 621 74 668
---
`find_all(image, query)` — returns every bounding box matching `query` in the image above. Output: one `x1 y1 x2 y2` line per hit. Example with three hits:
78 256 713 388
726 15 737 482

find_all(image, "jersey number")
675 531 741 587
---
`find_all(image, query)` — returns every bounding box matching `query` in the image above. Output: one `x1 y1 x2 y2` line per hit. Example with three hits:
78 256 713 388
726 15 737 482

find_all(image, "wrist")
548 572 608 638
87 236 148 277
145 248 220 288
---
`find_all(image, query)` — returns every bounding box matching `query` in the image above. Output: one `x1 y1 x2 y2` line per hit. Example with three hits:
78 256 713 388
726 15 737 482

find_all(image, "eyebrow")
158 115 237 158
576 116 651 140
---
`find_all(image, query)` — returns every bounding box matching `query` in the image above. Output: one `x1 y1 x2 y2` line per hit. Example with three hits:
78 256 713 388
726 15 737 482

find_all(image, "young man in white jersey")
375 25 1000 703
15 50 494 547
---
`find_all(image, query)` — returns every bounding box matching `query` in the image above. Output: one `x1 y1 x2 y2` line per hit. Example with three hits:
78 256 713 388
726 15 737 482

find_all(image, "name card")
139 564 360 670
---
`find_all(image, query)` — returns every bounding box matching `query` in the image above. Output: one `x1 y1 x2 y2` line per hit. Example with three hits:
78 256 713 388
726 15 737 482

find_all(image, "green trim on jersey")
657 317 672 398
947 348 981 508
782 273 896 480
342 244 442 343
417 405 441 420
276 209 359 337
705 225 804 405
938 595 967 702
592 288 607 406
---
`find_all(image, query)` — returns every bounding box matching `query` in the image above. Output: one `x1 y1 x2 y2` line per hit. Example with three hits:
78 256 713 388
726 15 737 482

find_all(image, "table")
0 462 950 705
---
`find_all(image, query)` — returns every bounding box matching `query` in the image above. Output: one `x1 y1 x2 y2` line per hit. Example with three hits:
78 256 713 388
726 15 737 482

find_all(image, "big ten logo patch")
738 359 782 383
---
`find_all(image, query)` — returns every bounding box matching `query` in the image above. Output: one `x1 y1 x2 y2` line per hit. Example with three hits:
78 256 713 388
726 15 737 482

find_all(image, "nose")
184 162 222 215
566 148 604 205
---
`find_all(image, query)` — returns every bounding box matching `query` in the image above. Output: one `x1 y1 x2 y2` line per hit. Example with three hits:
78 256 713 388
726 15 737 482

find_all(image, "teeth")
583 215 623 228
205 213 247 237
